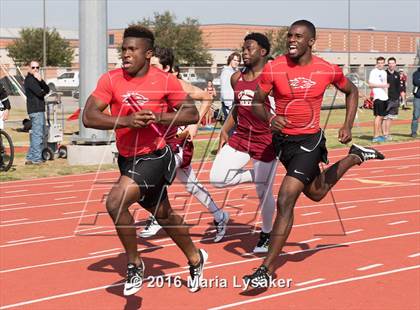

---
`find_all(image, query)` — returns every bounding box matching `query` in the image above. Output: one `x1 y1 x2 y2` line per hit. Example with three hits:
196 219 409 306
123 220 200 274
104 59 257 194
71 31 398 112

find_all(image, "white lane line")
388 220 408 226
371 170 384 173
396 166 409 170
54 196 77 201
89 248 121 255
62 210 84 215
357 263 384 271
53 185 74 189
75 226 106 233
346 229 364 235
295 278 325 287
339 205 357 210
408 253 420 258
181 261 212 269
378 199 395 203
301 212 321 216
0 218 28 224
410 178 420 182
0 202 26 207
299 238 322 244
3 190 28 194
6 236 45 244
3 209 420 248
0 231 418 280
208 265 420 310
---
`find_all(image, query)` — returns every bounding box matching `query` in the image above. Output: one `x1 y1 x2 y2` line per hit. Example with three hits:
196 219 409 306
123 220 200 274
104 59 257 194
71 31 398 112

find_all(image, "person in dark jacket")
411 67 420 138
0 84 11 170
24 60 49 164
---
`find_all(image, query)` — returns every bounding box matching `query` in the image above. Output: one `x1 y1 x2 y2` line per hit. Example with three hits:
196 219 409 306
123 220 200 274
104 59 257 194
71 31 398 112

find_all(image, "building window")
109 34 115 45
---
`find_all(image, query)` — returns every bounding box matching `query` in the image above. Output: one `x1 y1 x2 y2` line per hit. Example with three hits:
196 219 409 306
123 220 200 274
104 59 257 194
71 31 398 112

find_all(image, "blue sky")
1 0 419 32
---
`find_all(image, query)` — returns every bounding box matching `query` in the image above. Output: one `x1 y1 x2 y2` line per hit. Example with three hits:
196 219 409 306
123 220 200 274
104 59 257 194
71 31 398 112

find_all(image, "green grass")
2 107 417 181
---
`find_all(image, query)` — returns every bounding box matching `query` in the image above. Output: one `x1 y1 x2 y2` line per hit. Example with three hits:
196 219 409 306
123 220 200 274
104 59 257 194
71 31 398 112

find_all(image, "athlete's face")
242 40 265 67
286 25 315 59
121 37 153 76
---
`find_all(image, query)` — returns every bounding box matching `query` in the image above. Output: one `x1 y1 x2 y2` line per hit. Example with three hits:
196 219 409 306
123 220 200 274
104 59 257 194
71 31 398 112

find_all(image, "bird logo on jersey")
238 89 255 106
289 77 316 89
122 92 149 107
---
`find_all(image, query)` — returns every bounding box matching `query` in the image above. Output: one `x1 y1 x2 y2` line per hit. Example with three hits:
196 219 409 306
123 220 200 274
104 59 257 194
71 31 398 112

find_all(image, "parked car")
180 71 206 83
346 73 365 88
46 71 79 94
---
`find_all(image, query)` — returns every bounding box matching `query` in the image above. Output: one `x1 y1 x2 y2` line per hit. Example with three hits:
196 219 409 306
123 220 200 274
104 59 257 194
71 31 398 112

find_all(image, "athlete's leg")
262 176 305 273
177 165 223 221
252 159 277 233
150 196 200 265
210 144 253 188
303 154 361 202
106 175 142 265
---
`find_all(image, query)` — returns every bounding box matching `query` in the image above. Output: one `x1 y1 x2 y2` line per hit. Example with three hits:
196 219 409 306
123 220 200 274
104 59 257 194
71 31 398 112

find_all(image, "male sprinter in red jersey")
245 20 384 286
83 26 207 295
210 33 277 253
139 46 229 242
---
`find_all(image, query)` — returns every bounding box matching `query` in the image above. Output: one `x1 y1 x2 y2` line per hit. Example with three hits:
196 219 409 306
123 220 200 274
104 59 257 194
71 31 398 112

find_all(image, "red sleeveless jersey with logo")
92 66 187 157
228 71 275 162
258 55 347 135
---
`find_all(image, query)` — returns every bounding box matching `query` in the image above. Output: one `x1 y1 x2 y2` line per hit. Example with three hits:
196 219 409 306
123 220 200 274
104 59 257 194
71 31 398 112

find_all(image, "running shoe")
253 231 271 253
123 260 145 296
349 144 385 164
188 249 208 293
138 215 162 238
243 265 271 288
213 211 230 242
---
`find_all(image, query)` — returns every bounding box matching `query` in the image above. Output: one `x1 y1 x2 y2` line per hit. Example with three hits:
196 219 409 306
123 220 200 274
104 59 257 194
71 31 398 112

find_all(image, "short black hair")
388 57 397 63
244 32 271 56
123 25 155 49
377 56 386 62
154 46 175 72
291 20 316 39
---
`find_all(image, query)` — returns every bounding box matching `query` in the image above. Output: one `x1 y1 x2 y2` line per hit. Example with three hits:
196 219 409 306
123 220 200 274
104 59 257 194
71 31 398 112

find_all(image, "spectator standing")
383 57 400 141
204 80 217 127
0 84 11 170
411 67 420 138
219 52 241 122
24 61 49 164
368 57 389 142
399 69 408 109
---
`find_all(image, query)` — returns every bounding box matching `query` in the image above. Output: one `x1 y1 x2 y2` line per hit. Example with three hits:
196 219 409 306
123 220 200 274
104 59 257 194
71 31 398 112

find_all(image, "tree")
265 27 288 57
133 11 212 65
7 28 74 67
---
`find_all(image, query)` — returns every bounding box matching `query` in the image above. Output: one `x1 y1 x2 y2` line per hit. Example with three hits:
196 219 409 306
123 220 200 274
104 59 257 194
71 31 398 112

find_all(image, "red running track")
0 140 419 309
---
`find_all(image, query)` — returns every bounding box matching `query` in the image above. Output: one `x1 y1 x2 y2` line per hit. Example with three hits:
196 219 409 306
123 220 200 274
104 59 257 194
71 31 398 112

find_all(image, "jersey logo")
122 92 149 108
289 77 316 89
238 89 255 106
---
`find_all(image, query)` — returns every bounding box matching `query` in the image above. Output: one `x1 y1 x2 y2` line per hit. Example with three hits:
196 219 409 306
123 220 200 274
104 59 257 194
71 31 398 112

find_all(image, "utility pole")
42 0 47 71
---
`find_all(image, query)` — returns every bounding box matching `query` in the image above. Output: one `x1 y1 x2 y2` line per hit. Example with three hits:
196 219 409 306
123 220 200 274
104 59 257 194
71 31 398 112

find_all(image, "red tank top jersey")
228 71 275 162
258 55 347 135
92 67 187 157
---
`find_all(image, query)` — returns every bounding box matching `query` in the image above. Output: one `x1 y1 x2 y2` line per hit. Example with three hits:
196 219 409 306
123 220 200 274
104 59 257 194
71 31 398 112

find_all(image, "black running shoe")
349 144 385 164
123 260 145 296
253 232 271 253
188 249 208 293
243 265 271 288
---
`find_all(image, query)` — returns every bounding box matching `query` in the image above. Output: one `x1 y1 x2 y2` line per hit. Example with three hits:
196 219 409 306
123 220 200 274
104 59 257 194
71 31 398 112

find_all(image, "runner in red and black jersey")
244 20 385 287
83 25 207 296
210 33 277 253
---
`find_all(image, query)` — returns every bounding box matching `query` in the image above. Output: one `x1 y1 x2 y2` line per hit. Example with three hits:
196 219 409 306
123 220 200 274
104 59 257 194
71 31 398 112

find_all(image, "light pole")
43 0 47 70
347 0 351 73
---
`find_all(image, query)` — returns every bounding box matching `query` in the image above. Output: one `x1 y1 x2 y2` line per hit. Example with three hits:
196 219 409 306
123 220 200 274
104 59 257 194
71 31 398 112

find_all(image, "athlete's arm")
335 78 359 144
83 95 155 130
176 80 212 139
155 99 199 126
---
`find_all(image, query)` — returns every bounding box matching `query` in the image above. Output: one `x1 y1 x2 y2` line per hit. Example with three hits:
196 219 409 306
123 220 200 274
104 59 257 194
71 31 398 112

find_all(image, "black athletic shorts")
272 130 328 185
373 99 388 117
118 145 176 209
